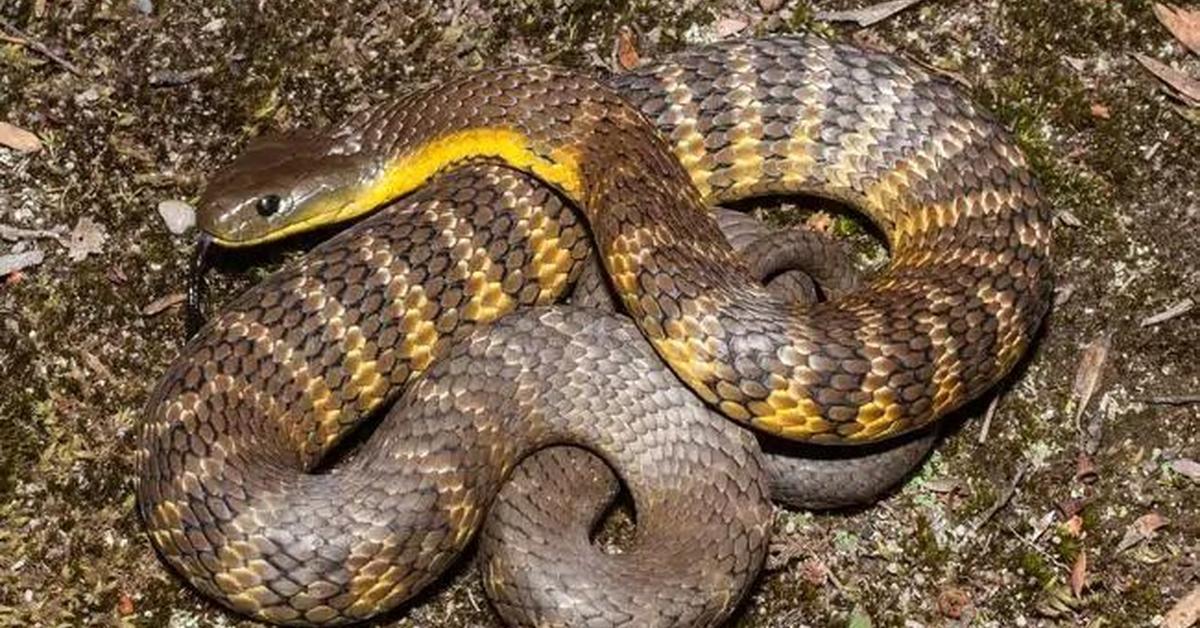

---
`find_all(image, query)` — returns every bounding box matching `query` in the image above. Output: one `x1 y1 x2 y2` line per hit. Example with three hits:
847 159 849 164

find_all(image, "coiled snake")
137 35 1052 626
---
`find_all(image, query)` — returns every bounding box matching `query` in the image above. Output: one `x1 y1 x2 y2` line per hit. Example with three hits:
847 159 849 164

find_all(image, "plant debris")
1134 53 1200 105
1070 550 1087 599
1140 298 1195 327
0 121 42 153
1115 512 1168 554
0 16 86 76
612 25 641 72
0 249 44 276
65 217 108 262
142 292 187 316
1153 3 1200 56
1165 585 1200 628
1072 333 1111 429
815 0 926 27
1168 458 1200 482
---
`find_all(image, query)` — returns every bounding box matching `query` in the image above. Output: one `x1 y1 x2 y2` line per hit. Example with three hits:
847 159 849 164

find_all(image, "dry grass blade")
815 0 926 27
1070 550 1087 599
1154 3 1200 57
1134 53 1200 104
1072 333 1111 427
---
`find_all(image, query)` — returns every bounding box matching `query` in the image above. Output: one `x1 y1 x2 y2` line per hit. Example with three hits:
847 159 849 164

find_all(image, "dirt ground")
1 0 1198 626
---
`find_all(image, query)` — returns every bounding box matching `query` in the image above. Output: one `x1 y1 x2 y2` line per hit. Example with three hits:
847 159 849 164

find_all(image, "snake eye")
256 194 283 218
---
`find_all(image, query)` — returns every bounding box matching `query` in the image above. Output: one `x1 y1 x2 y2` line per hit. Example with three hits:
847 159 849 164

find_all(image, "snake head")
197 129 374 247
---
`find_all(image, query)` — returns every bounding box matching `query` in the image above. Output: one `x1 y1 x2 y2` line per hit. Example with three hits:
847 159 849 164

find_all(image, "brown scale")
140 35 1052 626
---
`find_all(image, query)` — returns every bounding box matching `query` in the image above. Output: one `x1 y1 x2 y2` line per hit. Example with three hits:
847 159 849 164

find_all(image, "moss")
912 513 949 568
1018 551 1057 589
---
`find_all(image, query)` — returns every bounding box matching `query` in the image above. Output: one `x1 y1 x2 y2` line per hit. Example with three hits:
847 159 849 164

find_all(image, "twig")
1141 394 1200 406
978 395 1000 444
1004 522 1068 570
971 460 1028 533
0 223 64 243
0 17 85 77
1140 298 1195 328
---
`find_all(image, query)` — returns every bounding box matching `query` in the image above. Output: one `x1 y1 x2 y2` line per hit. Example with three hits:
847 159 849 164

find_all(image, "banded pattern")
141 35 1052 626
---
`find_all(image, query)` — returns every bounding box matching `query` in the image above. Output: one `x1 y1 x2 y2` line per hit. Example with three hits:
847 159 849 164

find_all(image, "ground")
0 0 1197 626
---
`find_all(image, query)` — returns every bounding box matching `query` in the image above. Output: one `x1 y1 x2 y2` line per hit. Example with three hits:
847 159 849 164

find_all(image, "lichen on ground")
0 0 1197 626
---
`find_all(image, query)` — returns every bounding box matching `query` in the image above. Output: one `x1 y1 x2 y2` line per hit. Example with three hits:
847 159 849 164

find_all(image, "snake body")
138 36 1052 625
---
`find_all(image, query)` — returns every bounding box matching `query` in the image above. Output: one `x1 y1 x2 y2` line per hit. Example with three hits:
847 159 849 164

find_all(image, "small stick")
0 17 85 76
1140 298 1194 328
978 395 1000 444
0 223 63 242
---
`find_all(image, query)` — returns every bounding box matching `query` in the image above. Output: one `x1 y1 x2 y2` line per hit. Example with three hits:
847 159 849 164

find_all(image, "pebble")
132 0 153 15
157 199 195 235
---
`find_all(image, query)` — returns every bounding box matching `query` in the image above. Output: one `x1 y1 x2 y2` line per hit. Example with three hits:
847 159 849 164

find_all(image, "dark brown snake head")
197 129 375 247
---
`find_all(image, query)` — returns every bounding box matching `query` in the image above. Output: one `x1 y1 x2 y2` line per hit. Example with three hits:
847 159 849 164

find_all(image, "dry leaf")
806 211 834 233
1075 453 1099 483
1064 514 1084 538
1135 53 1200 104
613 25 641 72
798 558 828 586
1070 550 1088 598
116 591 135 616
0 121 43 153
1116 512 1168 553
815 0 926 27
1165 585 1200 628
714 17 748 37
1154 3 1200 56
1170 458 1200 482
143 292 187 316
1072 333 1111 426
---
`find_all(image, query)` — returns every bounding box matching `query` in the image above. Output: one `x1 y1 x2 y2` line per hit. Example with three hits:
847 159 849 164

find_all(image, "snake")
137 35 1053 626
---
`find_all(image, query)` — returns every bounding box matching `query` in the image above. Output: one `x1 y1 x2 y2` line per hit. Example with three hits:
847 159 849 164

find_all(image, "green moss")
912 513 948 567
1018 551 1056 588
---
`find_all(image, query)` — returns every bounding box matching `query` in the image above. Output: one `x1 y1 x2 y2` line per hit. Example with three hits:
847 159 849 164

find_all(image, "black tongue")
185 233 213 339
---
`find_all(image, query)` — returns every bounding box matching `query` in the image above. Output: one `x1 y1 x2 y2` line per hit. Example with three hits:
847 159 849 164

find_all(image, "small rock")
157 199 196 235
131 0 153 15
759 0 786 12
75 88 101 106
714 17 749 38
202 18 227 33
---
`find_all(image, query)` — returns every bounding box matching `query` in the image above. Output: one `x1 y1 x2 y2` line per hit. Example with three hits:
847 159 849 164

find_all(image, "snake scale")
137 35 1053 626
